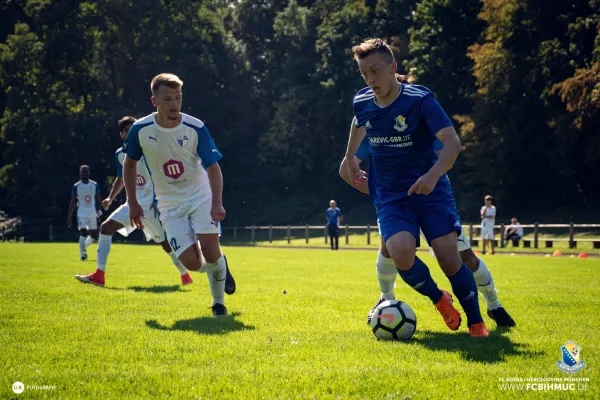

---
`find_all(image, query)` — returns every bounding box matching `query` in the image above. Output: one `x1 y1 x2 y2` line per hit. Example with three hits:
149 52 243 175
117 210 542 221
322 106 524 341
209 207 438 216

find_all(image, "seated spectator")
504 217 523 246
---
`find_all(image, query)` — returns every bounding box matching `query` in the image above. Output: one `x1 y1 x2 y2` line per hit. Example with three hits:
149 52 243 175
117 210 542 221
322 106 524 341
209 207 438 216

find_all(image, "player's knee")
436 252 462 276
390 248 415 270
79 229 87 237
182 258 202 271
380 242 391 258
100 220 118 235
459 249 478 272
159 240 172 253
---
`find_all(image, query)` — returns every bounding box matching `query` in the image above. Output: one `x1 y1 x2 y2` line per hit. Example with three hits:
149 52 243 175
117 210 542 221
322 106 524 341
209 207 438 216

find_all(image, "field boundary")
229 244 598 257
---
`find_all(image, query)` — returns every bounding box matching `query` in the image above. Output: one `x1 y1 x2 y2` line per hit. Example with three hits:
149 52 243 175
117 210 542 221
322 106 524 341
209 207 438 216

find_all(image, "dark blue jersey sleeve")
123 125 143 161
420 97 453 135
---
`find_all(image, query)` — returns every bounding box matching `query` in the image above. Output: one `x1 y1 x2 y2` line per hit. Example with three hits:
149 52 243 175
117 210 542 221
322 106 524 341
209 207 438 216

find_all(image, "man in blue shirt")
340 130 515 328
345 38 488 337
326 200 343 250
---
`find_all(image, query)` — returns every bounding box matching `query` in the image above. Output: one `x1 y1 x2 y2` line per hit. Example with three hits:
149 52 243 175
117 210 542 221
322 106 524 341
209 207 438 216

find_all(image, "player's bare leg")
158 240 193 285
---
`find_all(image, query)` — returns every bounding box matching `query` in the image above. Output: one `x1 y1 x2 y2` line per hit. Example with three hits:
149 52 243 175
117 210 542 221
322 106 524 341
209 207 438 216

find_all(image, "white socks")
473 257 501 310
376 251 397 300
168 251 188 275
96 234 112 272
84 235 95 248
206 255 226 306
79 236 86 257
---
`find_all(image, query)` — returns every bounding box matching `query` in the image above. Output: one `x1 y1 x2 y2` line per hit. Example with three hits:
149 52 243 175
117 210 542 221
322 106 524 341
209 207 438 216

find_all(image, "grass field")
1 243 598 399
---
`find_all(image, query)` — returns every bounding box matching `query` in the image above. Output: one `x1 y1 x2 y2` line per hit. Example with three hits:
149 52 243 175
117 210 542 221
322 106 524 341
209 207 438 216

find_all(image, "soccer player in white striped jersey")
67 165 102 260
75 116 193 288
123 73 235 317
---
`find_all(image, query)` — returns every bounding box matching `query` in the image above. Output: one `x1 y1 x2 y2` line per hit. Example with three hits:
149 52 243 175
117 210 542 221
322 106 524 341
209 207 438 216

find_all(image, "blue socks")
398 256 443 304
448 264 483 326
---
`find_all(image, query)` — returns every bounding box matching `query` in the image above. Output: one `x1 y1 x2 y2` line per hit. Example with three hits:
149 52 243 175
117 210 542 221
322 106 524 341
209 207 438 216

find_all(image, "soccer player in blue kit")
340 126 516 328
345 38 489 337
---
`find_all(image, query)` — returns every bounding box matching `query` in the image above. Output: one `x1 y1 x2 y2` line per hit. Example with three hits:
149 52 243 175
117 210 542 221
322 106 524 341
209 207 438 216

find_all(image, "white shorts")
427 228 472 257
159 197 220 257
481 224 495 240
77 215 97 230
109 203 165 243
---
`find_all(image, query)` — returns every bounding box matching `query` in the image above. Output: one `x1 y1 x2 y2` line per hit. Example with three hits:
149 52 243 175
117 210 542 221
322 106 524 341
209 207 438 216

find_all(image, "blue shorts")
376 182 461 246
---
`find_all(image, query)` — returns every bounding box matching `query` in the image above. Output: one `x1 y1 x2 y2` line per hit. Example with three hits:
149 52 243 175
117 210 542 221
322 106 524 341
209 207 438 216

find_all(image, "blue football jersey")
353 84 453 205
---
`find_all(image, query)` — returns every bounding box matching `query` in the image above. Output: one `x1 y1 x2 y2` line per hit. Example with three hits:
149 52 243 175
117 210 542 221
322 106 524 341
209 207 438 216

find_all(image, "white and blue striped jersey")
123 113 222 211
115 148 154 207
71 180 99 217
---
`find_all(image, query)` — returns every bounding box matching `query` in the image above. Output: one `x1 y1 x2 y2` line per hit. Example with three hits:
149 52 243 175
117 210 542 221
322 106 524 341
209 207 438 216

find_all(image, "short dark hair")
118 116 137 132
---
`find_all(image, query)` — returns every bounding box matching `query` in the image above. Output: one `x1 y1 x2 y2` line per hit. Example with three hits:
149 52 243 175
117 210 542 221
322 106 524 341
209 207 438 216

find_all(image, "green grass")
1 243 598 399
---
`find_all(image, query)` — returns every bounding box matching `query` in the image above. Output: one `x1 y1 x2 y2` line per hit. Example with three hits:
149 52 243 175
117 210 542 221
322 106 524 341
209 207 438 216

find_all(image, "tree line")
1 0 599 227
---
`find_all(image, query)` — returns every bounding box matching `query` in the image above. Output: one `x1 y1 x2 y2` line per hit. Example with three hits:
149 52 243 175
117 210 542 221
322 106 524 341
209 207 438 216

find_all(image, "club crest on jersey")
84 195 92 203
177 135 189 148
365 121 372 129
394 115 408 132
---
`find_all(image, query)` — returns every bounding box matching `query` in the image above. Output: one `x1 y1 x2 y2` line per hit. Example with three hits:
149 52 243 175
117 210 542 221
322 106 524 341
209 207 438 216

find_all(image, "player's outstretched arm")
206 162 226 227
103 177 124 210
123 156 144 229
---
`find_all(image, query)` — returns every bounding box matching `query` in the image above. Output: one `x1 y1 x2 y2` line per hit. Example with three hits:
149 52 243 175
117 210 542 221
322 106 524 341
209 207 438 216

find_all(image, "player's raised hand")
101 197 112 210
129 201 144 229
211 203 226 228
408 172 439 196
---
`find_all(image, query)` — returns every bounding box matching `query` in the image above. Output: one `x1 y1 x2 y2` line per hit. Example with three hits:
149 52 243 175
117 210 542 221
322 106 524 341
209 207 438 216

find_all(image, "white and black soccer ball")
369 299 417 341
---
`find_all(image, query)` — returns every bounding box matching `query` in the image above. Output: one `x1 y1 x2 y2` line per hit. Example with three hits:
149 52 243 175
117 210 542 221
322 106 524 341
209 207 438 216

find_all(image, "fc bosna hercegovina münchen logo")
557 341 586 373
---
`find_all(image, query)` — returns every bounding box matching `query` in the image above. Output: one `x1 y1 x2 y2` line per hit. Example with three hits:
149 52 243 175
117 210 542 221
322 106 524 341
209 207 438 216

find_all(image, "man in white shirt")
480 195 496 255
67 165 102 260
504 217 523 246
75 116 192 288
123 73 235 317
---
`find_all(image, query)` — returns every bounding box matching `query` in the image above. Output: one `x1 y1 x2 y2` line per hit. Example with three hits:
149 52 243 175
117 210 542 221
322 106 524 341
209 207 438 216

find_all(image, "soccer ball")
369 299 417 341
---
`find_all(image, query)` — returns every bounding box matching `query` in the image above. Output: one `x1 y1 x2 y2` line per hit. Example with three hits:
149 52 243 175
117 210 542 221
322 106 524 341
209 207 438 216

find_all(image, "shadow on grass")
126 285 184 293
145 312 255 335
412 328 544 363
